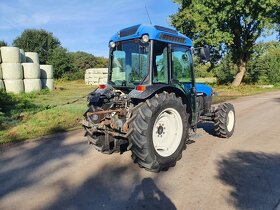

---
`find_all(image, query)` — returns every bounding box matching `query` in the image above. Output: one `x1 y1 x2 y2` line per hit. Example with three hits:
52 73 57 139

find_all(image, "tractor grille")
120 24 141 37
155 25 178 34
159 33 186 44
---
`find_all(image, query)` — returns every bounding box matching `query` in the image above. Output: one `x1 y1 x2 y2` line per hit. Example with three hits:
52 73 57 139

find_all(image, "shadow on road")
43 164 176 210
127 178 176 210
0 131 87 199
0 131 176 210
216 151 280 210
273 98 280 103
197 122 216 137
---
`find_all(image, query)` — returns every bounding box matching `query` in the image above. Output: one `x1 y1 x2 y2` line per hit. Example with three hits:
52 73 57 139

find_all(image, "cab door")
170 45 198 126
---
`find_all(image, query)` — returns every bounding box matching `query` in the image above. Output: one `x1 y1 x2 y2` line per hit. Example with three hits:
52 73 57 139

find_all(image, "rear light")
99 84 106 89
136 85 146 91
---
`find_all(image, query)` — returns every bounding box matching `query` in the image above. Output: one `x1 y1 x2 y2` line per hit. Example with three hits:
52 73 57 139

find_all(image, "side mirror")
199 46 210 62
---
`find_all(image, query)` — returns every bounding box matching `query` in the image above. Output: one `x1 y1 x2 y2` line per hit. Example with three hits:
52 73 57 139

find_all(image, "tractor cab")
108 24 208 91
107 24 211 124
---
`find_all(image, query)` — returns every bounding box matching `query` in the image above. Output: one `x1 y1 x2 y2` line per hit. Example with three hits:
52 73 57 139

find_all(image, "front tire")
214 103 235 138
129 92 189 172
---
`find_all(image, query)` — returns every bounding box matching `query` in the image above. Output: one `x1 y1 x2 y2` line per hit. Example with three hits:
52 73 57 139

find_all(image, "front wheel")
129 92 189 172
214 103 235 138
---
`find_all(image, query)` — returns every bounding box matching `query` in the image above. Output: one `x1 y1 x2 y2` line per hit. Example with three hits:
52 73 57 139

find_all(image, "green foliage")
13 29 61 64
0 40 7 47
62 69 85 81
171 0 280 85
47 47 73 78
12 28 108 80
67 52 108 80
246 42 280 84
213 54 238 84
94 56 108 68
70 51 97 71
193 56 213 78
214 41 280 85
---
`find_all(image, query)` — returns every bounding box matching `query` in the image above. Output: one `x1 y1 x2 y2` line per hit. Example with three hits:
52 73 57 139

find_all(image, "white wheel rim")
152 108 183 157
227 110 235 132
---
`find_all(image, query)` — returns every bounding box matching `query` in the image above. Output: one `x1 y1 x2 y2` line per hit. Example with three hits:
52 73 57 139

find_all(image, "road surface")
1 91 280 210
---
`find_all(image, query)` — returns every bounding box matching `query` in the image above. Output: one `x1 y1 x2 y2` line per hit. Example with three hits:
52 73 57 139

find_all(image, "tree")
171 0 280 86
47 47 73 78
13 29 60 64
246 41 280 84
94 56 108 68
213 53 238 84
70 51 98 71
0 40 7 47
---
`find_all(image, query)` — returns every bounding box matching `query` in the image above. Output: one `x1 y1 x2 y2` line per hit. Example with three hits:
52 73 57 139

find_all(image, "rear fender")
129 84 192 115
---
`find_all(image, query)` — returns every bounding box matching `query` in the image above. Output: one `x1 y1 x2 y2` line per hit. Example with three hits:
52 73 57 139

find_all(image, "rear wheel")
129 92 189 172
214 103 235 138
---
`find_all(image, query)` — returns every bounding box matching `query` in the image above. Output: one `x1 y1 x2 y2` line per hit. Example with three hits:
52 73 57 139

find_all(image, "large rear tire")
129 92 189 172
214 103 235 138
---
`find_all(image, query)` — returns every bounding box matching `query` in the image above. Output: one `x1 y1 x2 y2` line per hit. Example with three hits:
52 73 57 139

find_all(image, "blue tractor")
81 24 235 172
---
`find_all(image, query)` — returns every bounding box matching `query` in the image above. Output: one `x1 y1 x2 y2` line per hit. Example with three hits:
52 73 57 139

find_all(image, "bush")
213 54 238 84
246 42 280 84
47 47 74 78
62 69 85 80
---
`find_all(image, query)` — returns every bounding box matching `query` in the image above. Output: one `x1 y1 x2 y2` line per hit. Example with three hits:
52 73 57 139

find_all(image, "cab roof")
110 24 192 47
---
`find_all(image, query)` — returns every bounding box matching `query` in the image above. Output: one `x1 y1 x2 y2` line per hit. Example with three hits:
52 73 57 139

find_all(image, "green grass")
212 84 280 104
0 80 96 144
0 80 279 144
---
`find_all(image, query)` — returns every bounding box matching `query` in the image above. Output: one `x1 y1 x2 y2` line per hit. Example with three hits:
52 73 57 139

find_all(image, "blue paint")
110 24 192 47
183 83 212 96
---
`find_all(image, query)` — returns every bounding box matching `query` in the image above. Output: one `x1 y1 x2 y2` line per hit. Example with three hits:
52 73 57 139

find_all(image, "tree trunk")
232 60 246 86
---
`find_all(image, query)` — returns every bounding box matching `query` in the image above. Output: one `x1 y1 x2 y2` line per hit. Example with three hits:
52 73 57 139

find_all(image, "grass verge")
0 81 279 144
0 80 95 144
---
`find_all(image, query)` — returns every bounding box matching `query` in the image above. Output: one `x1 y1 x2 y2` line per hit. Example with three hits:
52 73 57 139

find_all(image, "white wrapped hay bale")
4 79 24 94
0 47 21 63
20 49 26 63
24 79 42 92
22 63 40 79
0 64 2 79
1 63 23 79
98 68 108 74
25 52 39 63
41 79 54 90
0 80 5 90
40 65 53 79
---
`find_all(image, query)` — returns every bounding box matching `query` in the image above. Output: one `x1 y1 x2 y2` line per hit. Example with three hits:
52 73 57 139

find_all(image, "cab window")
152 41 168 84
171 47 192 83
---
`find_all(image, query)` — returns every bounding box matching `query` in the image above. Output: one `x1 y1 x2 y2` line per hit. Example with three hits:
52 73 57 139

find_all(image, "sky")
0 0 179 57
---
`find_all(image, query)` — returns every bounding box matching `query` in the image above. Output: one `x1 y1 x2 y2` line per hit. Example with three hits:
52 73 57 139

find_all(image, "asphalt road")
1 91 280 210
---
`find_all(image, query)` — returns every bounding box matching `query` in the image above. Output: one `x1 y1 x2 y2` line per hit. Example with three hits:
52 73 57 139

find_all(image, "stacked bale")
0 47 24 93
20 49 26 63
25 52 39 63
0 47 54 94
0 63 4 90
40 65 54 90
85 68 108 85
22 52 42 93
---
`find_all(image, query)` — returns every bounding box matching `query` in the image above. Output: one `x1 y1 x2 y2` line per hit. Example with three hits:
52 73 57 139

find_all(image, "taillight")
99 84 106 89
136 85 146 91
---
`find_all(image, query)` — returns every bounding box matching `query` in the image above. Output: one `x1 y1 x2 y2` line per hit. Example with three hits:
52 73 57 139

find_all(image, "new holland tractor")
81 24 235 172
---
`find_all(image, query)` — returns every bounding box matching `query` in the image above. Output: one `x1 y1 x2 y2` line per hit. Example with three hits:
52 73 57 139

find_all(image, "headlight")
141 35 149 43
109 41 116 48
